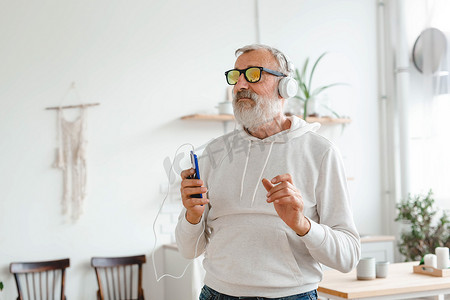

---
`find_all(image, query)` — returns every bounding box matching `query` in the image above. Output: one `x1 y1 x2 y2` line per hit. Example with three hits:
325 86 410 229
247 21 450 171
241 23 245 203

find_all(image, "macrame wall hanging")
46 83 100 221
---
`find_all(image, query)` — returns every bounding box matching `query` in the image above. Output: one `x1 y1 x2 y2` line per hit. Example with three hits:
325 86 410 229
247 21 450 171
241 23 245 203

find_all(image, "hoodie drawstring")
250 141 275 207
239 140 252 203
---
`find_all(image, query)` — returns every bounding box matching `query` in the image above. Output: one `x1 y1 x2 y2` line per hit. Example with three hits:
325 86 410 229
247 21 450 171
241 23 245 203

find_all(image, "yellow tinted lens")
227 70 240 85
245 68 261 82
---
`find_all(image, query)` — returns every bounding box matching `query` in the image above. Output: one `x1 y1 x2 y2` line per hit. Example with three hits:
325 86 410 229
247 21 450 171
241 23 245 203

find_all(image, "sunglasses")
224 67 286 85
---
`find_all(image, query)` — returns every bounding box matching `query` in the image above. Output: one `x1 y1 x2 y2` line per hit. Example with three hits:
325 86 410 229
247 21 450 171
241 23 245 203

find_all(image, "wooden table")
318 262 450 300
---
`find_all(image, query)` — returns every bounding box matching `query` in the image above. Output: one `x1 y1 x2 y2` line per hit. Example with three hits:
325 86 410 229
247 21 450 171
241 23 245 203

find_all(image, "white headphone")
278 55 298 99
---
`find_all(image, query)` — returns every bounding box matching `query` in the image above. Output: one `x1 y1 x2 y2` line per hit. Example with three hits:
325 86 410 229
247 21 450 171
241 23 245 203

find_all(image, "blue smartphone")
189 151 202 198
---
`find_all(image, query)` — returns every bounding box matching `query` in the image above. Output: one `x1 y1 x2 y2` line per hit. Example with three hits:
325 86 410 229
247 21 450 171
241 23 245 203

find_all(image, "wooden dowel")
39 272 42 299
25 273 31 300
32 273 36 300
53 270 56 300
129 265 133 299
117 266 122 299
106 268 112 300
45 103 100 110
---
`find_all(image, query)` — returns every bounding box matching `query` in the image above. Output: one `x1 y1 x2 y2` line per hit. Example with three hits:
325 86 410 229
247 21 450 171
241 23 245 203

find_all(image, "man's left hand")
262 174 311 236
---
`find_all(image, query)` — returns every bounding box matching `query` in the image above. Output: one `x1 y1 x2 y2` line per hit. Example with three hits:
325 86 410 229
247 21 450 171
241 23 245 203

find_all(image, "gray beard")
232 89 281 131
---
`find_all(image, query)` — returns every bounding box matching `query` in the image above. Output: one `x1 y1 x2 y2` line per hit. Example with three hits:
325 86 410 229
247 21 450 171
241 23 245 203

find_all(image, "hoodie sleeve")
175 207 209 259
300 146 361 273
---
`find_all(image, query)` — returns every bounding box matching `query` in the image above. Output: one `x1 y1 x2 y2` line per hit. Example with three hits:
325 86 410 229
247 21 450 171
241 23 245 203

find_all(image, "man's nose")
234 73 249 91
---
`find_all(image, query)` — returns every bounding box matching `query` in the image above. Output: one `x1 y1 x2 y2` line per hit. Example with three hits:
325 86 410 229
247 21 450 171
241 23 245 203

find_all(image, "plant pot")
284 98 304 117
305 97 319 117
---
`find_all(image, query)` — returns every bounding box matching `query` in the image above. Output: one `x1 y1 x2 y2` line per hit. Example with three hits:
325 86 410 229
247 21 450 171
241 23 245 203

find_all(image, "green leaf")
311 83 345 98
319 103 342 118
300 83 310 99
301 58 310 85
303 98 312 120
295 68 303 85
394 189 449 261
308 52 328 92
294 52 351 118
0 281 3 291
293 95 306 102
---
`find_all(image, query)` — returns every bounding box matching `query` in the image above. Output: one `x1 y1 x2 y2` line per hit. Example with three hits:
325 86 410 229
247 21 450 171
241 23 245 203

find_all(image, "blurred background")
1 0 449 299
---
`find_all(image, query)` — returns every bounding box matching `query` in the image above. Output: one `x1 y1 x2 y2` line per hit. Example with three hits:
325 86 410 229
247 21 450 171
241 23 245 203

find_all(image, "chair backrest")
91 255 146 300
10 258 70 300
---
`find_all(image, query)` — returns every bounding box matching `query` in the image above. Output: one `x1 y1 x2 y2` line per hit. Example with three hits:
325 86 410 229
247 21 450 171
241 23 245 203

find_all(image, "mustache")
234 90 258 102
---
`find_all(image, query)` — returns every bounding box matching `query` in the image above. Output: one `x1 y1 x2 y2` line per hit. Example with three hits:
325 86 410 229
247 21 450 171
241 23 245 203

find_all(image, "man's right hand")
180 168 209 224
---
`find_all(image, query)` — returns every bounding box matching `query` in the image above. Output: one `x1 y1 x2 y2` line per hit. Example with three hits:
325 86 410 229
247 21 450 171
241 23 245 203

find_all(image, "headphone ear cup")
278 77 298 99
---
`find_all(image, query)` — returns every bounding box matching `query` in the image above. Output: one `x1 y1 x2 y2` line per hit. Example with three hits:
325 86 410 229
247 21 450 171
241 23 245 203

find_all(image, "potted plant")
292 52 346 120
395 189 450 261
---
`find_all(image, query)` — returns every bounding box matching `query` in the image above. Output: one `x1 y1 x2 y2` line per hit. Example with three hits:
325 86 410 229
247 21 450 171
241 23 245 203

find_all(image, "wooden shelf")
360 235 395 243
306 116 352 124
181 114 235 121
181 114 351 124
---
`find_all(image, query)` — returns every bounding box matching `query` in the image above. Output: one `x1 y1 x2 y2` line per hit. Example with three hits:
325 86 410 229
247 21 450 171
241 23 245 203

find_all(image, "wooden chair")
91 254 146 300
10 258 70 300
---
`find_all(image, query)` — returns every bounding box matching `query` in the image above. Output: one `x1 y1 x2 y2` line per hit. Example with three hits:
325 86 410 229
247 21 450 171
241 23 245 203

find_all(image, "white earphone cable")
152 122 238 282
151 143 206 282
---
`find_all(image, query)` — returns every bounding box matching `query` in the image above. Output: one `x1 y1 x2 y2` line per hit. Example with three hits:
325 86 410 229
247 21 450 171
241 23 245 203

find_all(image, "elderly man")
176 44 360 300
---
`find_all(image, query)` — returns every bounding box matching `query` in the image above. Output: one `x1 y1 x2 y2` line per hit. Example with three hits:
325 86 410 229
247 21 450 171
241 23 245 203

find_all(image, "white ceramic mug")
357 257 376 280
217 101 233 115
376 261 390 278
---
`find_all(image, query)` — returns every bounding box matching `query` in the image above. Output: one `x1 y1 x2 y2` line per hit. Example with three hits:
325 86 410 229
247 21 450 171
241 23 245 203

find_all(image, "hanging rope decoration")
46 83 99 221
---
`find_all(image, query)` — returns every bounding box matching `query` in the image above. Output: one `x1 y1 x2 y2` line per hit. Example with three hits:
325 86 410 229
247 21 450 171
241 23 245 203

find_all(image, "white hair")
235 44 294 76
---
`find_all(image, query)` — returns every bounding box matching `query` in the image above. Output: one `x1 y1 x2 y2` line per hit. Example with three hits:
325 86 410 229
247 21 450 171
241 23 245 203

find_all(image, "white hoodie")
175 116 360 298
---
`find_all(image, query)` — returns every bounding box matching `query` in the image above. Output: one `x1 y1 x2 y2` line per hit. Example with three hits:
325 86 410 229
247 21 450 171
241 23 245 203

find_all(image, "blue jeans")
199 285 318 300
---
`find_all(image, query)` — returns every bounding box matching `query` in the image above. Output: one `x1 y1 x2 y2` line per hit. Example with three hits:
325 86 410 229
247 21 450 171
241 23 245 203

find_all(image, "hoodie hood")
239 115 321 143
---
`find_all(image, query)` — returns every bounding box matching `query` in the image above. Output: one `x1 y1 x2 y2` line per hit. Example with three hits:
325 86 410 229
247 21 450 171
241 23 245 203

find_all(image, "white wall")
258 0 381 236
0 1 380 299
